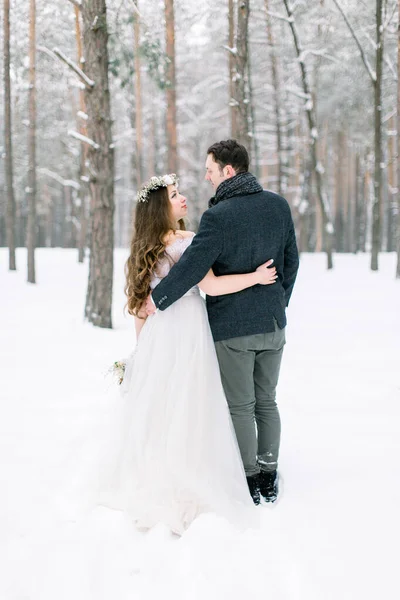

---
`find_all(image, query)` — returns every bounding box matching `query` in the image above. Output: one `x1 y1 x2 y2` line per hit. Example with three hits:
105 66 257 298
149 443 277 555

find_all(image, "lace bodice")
150 234 195 290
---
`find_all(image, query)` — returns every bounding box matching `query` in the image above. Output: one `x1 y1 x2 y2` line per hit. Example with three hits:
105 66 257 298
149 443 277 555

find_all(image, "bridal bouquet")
108 360 126 385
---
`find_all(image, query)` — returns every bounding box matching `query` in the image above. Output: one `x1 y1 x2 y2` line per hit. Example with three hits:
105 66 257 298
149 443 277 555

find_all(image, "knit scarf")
208 172 263 208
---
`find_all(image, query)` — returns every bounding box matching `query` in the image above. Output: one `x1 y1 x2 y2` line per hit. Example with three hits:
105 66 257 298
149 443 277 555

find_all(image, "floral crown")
136 173 179 203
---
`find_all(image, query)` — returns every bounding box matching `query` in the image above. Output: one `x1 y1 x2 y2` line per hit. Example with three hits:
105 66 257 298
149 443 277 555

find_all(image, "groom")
149 139 299 505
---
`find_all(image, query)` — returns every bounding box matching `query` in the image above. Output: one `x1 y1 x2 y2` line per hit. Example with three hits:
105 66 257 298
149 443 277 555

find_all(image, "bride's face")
167 184 188 222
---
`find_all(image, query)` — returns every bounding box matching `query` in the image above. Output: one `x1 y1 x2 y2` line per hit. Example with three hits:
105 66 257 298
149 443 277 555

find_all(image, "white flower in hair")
163 174 175 185
136 173 179 203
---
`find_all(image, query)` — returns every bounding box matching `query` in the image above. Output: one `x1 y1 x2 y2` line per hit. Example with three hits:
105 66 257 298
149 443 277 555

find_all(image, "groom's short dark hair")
207 139 249 174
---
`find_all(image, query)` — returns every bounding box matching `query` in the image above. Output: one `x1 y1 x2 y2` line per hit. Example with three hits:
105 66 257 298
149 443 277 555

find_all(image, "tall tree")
282 0 334 269
165 0 178 173
81 0 115 328
3 0 16 271
133 1 144 186
247 40 260 177
74 3 88 264
264 0 284 195
397 0 400 278
228 0 237 136
231 0 251 148
372 0 384 270
27 0 37 283
331 0 384 270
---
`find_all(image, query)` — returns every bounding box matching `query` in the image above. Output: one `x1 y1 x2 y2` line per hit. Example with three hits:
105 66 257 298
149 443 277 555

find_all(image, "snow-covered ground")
1 248 399 600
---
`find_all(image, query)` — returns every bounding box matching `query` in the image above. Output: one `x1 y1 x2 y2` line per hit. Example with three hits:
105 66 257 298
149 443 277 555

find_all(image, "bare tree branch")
53 47 95 88
331 0 376 83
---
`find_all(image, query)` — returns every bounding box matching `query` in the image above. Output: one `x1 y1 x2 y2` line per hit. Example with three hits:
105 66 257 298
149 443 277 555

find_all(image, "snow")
304 99 313 111
325 222 334 234
1 249 400 600
298 199 308 215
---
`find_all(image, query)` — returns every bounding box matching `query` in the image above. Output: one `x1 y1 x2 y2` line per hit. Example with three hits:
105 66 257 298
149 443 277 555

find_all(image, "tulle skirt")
96 289 254 535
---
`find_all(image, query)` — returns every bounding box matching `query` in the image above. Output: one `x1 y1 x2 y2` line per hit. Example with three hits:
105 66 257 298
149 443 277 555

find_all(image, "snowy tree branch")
288 0 306 13
36 45 57 60
382 108 397 124
298 48 343 65
383 53 397 81
128 0 141 18
285 86 311 100
38 168 81 190
53 48 95 88
68 130 100 150
68 0 81 9
362 28 397 81
222 45 238 56
382 1 397 32
265 11 293 23
331 0 376 83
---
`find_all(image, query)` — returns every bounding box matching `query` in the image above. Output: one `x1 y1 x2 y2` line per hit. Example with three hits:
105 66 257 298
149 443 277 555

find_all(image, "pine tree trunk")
335 130 345 252
363 150 373 252
4 0 16 271
354 152 361 253
133 1 143 186
386 116 396 253
283 0 333 269
64 186 73 247
371 0 383 271
265 0 283 195
396 0 400 278
347 140 355 253
247 44 260 178
165 0 178 173
228 0 237 136
74 4 88 264
27 0 36 283
232 0 251 148
82 0 115 328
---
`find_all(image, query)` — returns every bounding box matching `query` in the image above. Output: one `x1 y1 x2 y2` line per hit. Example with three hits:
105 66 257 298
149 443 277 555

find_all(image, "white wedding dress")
97 235 254 535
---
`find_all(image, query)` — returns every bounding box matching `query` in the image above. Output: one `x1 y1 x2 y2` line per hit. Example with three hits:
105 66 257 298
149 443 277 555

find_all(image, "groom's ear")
224 165 236 179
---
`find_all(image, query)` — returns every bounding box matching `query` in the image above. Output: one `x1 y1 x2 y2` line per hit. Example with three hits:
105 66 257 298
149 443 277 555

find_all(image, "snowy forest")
1 0 400 327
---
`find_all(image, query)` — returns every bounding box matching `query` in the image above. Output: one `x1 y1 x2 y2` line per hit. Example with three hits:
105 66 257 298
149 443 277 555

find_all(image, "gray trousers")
215 323 285 477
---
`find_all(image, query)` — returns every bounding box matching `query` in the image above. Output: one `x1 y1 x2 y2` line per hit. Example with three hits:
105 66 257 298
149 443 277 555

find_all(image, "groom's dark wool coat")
152 184 300 342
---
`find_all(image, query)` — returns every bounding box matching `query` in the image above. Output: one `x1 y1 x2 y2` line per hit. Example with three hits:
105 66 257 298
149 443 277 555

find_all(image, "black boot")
246 474 260 506
259 470 279 503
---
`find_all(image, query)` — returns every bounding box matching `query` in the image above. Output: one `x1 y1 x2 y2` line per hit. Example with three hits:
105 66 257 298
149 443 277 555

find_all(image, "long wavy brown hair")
125 185 185 317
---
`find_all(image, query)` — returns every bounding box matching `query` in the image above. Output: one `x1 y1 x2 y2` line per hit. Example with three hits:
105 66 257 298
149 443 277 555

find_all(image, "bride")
103 174 277 535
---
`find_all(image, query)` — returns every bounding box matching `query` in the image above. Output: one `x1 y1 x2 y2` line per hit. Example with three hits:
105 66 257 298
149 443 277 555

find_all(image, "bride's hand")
255 259 278 285
145 295 156 316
